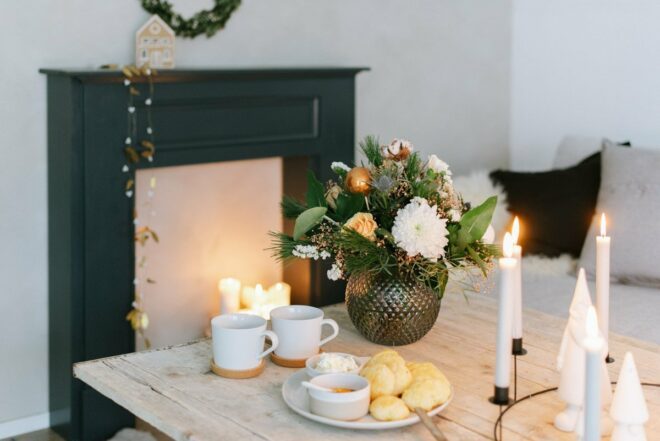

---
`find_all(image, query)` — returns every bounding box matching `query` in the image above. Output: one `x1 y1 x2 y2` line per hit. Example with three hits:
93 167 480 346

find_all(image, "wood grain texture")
74 293 660 441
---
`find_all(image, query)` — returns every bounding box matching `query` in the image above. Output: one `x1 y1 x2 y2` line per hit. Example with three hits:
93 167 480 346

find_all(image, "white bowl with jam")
307 373 370 421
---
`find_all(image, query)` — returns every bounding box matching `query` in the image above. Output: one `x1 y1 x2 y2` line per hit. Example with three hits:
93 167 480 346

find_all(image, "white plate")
281 368 453 430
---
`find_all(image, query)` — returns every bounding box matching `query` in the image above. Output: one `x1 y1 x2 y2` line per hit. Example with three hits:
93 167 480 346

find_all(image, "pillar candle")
596 213 610 353
511 217 523 341
583 306 605 441
218 278 241 315
494 233 516 399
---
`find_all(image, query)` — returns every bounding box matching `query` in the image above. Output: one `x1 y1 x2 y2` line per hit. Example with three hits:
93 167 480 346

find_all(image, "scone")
407 362 448 384
369 396 410 421
366 351 412 395
360 363 395 399
364 350 404 369
402 378 451 411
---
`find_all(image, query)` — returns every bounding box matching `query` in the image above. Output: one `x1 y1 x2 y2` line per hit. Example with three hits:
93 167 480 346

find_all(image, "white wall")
510 0 660 170
0 0 511 428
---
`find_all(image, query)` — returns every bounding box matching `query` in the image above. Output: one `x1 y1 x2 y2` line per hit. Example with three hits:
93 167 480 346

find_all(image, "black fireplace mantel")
41 67 367 440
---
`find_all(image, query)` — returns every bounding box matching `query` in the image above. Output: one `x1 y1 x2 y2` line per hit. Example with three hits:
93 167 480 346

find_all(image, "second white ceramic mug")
211 313 278 371
270 305 339 360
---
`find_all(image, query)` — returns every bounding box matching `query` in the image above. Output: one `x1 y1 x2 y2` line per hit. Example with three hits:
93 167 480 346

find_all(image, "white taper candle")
583 306 605 441
495 233 516 393
596 213 610 354
511 217 523 341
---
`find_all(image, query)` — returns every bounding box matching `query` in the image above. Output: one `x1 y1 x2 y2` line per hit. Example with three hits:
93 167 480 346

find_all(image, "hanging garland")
140 0 242 38
121 65 159 349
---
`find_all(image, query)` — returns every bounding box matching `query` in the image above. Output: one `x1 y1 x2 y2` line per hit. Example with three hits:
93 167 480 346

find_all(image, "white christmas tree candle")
611 352 649 441
583 306 605 441
493 232 516 403
218 278 241 315
596 213 611 355
511 217 523 344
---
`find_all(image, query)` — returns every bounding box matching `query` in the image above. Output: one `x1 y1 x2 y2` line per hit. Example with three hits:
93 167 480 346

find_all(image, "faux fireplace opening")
135 156 310 350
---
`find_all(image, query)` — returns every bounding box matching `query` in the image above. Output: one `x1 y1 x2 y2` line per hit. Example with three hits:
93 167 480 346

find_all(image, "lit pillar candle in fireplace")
511 217 523 345
583 306 605 441
218 278 241 315
268 282 291 306
493 232 516 404
596 213 610 355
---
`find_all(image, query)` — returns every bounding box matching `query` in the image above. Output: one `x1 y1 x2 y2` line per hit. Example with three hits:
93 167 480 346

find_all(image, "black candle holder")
512 338 527 356
489 346 659 440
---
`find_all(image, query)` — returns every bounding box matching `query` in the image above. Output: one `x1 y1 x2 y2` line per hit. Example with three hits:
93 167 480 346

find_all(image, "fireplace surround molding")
41 66 367 440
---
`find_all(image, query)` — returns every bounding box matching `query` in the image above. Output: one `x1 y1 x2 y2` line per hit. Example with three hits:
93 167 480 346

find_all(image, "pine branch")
281 195 307 219
359 135 383 167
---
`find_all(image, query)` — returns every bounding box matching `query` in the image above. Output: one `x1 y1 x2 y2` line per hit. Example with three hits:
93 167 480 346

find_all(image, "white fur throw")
453 170 511 240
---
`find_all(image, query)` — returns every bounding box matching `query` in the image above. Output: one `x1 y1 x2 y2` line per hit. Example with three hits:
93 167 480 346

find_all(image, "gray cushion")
579 144 660 288
553 135 604 168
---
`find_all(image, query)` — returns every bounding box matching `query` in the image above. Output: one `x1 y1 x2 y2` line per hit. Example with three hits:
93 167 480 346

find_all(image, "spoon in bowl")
301 381 335 393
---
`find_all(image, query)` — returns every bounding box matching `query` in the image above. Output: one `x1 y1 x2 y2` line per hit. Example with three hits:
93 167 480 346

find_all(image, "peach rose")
345 212 378 241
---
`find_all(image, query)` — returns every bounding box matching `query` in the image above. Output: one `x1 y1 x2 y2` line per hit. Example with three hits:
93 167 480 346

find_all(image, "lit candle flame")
255 283 264 296
586 305 599 339
503 232 514 258
600 213 607 237
512 216 520 245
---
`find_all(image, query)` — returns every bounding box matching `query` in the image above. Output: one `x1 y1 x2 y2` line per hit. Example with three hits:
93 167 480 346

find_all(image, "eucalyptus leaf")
335 193 364 221
457 196 497 249
305 171 327 208
293 207 327 240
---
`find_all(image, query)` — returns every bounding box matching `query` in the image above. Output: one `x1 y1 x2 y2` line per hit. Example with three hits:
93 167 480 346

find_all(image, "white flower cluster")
292 245 331 260
426 154 452 176
331 162 351 173
327 263 343 281
391 197 449 261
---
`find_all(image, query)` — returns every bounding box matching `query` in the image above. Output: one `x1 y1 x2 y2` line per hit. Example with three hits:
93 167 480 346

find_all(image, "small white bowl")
307 373 370 421
305 353 364 378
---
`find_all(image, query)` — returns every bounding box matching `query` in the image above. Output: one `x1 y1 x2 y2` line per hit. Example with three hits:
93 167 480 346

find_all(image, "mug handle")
258 330 279 359
319 318 339 347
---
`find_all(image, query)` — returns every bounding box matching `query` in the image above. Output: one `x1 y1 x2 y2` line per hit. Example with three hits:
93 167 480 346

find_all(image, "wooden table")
74 293 660 440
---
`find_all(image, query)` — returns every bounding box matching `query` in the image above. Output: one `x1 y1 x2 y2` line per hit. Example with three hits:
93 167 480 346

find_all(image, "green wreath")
141 0 241 38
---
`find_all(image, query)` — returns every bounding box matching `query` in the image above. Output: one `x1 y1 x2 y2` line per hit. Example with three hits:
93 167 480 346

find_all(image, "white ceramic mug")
270 305 339 360
211 314 278 371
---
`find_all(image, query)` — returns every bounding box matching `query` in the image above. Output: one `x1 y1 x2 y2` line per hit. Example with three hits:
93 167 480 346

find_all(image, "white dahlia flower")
427 154 452 175
391 197 449 261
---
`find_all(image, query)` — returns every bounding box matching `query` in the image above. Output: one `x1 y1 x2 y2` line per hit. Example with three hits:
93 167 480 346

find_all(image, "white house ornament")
610 352 649 441
136 15 175 69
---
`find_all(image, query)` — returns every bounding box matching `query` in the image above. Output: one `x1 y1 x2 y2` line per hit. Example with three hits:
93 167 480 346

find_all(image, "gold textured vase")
345 272 441 346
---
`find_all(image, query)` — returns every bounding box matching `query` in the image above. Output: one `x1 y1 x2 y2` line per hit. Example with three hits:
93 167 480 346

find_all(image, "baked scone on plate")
369 396 410 421
407 362 448 384
360 363 395 399
402 378 451 411
364 350 412 395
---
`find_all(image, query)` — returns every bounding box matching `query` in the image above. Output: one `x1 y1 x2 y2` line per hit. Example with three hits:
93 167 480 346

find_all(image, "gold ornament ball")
346 167 371 194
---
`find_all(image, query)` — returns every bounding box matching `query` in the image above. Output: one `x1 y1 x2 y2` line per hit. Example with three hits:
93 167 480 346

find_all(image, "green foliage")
293 207 327 240
268 232 301 261
305 170 327 208
359 135 383 167
281 195 307 219
141 0 242 39
404 152 422 181
334 193 365 221
337 229 395 275
456 196 497 249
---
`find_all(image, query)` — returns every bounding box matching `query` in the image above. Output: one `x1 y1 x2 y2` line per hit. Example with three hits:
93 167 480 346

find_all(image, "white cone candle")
511 217 523 347
596 213 611 355
583 306 605 441
493 232 516 404
611 352 649 441
555 269 593 432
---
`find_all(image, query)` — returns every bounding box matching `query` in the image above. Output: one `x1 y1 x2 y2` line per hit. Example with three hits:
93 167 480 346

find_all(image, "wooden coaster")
270 350 322 368
210 359 265 379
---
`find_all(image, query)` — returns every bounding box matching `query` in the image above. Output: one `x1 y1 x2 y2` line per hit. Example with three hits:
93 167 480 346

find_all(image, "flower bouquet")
271 136 499 345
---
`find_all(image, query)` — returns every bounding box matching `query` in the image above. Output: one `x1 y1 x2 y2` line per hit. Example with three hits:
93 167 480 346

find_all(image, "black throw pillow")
490 152 601 257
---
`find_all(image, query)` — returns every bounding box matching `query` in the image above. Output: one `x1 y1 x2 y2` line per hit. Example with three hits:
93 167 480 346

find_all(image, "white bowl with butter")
305 353 365 377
